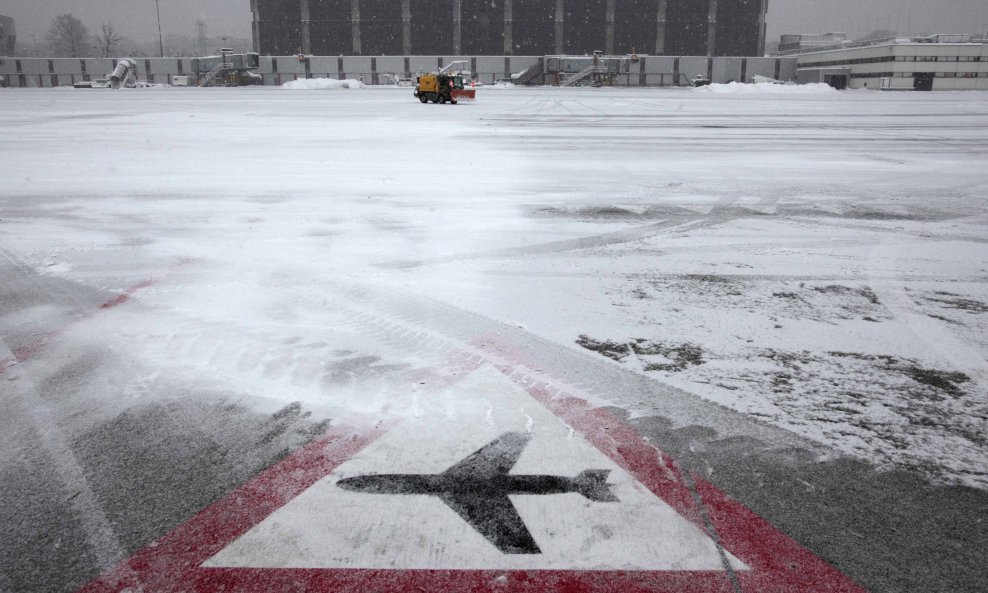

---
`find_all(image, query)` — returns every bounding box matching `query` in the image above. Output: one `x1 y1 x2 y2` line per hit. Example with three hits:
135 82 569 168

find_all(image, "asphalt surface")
1 87 987 593
2 258 986 592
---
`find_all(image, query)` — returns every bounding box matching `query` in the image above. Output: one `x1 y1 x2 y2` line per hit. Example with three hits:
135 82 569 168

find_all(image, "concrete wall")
712 58 742 83
678 57 709 81
0 55 798 88
746 57 777 81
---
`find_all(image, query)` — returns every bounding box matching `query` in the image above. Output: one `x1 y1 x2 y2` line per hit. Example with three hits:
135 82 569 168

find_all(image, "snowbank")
694 81 837 94
282 78 366 90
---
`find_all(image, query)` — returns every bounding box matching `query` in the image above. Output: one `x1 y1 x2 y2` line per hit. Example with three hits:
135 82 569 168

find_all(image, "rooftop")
776 34 988 56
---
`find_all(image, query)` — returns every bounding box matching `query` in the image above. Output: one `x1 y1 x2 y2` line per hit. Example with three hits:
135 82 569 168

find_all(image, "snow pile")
282 78 366 90
695 81 837 94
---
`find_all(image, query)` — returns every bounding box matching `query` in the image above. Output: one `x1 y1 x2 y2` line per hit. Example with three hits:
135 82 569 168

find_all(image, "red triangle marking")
77 341 866 593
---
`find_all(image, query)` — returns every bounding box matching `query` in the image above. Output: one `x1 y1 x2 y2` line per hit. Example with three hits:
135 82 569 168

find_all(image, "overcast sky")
2 0 986 48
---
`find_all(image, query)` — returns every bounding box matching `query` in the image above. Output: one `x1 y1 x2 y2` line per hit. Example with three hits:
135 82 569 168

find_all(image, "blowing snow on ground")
2 86 986 490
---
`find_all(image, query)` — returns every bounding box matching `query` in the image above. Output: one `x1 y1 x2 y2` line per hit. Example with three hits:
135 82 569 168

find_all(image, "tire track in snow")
313 277 823 456
379 199 749 270
1 364 131 576
379 216 712 269
868 241 988 386
0 248 141 579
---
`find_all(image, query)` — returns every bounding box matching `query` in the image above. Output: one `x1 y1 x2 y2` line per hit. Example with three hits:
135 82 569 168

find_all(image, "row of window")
803 55 985 68
896 55 981 62
930 71 987 77
803 56 895 67
852 71 988 79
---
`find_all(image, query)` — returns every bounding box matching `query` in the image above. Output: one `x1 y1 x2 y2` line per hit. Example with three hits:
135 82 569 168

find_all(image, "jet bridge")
196 50 262 87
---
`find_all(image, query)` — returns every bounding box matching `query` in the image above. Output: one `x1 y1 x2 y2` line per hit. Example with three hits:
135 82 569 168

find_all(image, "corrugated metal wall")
309 0 352 55
409 0 454 56
613 0 658 55
461 0 505 55
254 0 766 57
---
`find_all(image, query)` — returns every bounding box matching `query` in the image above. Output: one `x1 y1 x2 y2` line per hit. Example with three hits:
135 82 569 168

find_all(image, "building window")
850 71 894 78
943 56 957 62
800 55 895 68
979 72 988 77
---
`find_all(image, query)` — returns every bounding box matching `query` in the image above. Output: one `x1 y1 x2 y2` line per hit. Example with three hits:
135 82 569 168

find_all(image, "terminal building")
251 0 769 57
785 35 988 91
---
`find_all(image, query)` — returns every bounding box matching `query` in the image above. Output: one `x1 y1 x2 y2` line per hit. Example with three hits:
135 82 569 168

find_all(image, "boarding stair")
559 65 605 87
199 60 234 87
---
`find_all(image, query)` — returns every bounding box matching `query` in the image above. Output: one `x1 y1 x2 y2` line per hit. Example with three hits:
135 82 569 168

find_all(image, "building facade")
250 0 768 57
793 35 988 91
777 32 848 54
0 15 16 54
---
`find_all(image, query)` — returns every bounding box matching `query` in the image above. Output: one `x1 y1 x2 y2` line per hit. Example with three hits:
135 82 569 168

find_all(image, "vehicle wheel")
450 99 458 105
438 95 446 104
419 95 427 103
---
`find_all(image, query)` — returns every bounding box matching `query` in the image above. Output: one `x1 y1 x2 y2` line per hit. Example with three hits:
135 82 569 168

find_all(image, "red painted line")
196 568 736 593
1 259 191 376
0 333 55 374
76 424 388 593
100 279 154 309
480 334 866 593
74 332 867 593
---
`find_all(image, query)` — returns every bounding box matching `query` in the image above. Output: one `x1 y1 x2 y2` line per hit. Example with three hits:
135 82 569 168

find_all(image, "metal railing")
559 65 606 87
199 60 232 86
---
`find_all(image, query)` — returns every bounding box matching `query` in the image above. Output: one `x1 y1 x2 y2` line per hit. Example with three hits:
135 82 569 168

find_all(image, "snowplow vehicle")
414 62 476 104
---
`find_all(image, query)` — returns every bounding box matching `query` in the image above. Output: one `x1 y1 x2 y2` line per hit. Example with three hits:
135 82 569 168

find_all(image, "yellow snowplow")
414 61 476 104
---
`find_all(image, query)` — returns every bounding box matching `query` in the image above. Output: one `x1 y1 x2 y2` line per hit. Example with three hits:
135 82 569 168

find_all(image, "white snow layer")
0 87 985 489
695 81 838 93
282 77 366 90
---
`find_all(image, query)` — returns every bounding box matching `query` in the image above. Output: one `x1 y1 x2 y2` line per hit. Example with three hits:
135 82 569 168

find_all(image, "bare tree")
46 14 90 57
93 22 125 58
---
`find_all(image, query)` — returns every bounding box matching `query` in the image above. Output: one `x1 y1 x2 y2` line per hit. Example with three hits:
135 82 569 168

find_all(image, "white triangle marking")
204 366 747 571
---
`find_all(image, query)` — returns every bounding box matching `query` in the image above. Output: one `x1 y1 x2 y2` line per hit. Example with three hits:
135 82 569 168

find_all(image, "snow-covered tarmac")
1 85 987 593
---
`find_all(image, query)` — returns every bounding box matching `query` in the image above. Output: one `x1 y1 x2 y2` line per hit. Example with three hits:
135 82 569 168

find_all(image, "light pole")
155 0 164 57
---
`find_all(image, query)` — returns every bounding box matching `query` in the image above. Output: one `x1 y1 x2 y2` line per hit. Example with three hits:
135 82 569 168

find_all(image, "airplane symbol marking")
337 431 619 554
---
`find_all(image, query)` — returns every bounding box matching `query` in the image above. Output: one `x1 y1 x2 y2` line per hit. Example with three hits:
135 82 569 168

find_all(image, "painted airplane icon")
337 431 619 554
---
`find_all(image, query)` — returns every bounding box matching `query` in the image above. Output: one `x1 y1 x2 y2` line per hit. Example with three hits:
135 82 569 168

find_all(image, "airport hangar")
250 0 769 58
